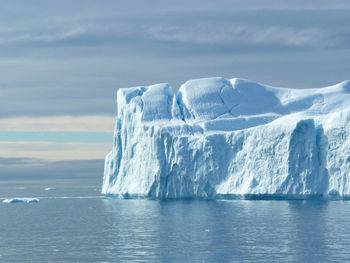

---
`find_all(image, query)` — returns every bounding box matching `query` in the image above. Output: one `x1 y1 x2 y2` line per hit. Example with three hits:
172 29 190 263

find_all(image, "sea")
1 177 350 263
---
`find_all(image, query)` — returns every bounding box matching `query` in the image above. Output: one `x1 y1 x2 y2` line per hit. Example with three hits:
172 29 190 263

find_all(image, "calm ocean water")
1 179 350 262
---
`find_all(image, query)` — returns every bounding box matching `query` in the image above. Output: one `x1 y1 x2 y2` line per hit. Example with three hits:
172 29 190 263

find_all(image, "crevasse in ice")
102 77 350 199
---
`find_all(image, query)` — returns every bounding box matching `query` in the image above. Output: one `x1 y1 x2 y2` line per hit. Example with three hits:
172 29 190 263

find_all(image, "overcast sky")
1 0 349 179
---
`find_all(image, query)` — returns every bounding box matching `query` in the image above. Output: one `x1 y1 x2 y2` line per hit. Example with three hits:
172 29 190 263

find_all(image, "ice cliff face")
102 77 350 199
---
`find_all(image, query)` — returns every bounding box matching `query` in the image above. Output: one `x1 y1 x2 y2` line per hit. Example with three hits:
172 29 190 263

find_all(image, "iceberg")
2 198 40 203
102 77 350 199
44 187 56 191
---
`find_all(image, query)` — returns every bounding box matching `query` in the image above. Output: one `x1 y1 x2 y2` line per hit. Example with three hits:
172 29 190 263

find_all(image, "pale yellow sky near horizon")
0 116 115 161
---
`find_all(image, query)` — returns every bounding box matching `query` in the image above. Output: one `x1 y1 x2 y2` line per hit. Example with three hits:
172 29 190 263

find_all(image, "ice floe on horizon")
2 198 40 204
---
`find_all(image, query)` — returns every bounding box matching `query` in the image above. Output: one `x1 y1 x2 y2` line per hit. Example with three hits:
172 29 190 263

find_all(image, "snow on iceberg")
102 77 350 199
2 198 40 203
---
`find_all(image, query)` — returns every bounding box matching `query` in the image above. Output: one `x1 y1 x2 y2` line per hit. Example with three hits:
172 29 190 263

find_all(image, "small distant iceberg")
2 198 40 203
44 187 56 191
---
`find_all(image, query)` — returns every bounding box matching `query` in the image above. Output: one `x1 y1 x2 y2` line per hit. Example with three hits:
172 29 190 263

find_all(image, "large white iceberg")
102 77 350 199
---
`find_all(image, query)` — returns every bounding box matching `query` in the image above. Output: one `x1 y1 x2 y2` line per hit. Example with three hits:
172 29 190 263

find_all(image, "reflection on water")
1 184 350 262
287 201 329 262
101 199 350 263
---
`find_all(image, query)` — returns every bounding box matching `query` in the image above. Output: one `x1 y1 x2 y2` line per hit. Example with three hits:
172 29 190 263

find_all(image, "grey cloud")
0 0 349 118
0 157 46 166
0 157 104 180
0 8 349 52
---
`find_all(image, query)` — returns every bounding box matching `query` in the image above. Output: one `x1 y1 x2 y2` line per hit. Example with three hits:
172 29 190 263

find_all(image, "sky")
1 0 350 180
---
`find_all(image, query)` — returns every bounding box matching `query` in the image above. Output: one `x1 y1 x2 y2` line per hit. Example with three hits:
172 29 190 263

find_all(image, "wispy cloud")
0 131 112 143
0 11 341 51
0 157 46 167
145 25 326 47
0 26 86 45
0 21 331 49
0 141 111 161
0 116 114 132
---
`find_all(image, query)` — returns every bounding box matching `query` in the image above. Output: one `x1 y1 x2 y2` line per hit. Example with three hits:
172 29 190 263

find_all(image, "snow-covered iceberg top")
103 77 350 199
2 198 40 203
